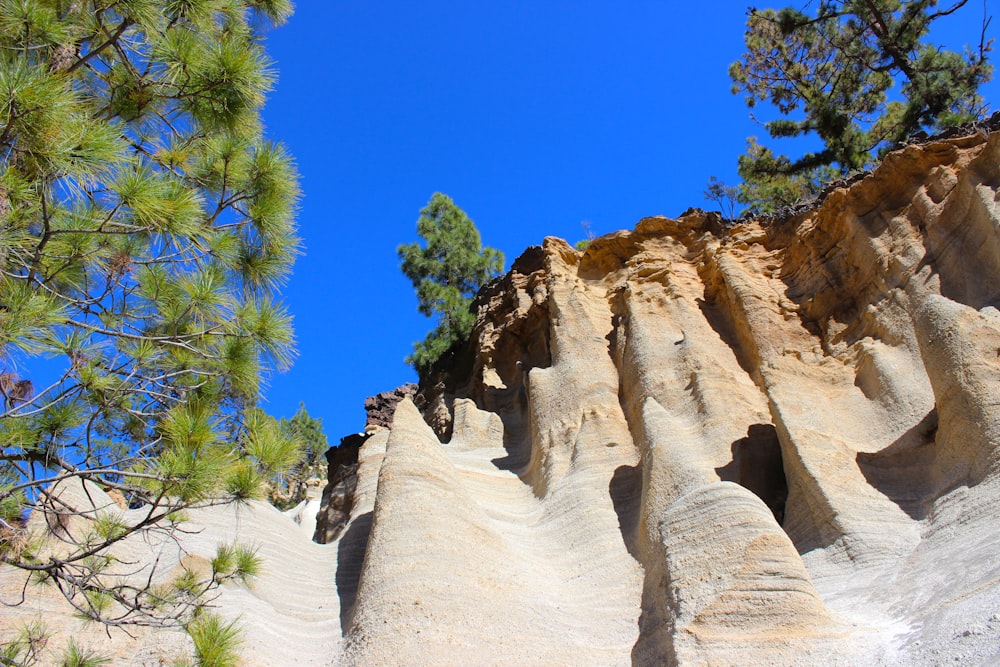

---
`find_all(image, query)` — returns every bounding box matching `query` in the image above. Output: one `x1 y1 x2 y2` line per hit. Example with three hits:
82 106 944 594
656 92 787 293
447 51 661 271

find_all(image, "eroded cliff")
3 130 1000 666
341 129 1000 666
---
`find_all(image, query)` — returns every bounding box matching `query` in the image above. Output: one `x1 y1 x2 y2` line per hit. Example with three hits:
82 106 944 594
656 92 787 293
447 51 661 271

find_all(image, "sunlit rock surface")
4 131 1000 665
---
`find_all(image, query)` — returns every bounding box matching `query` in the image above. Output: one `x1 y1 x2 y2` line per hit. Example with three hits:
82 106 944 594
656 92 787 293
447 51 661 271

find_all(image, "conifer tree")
0 0 302 628
398 193 504 377
269 402 329 509
723 0 992 213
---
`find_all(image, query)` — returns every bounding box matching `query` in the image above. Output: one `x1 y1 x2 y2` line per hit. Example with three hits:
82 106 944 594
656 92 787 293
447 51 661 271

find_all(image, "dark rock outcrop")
364 384 417 430
312 433 367 544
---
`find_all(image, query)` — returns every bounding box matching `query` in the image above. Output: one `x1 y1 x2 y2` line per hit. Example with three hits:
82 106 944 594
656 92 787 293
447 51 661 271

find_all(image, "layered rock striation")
339 130 1000 665
4 131 1000 665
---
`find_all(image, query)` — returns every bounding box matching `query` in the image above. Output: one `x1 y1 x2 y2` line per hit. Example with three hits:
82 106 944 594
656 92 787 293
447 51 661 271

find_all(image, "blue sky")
257 1 999 440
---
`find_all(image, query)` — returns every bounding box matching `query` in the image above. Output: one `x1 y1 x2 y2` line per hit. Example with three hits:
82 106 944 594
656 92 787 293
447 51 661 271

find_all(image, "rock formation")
340 129 1000 665
4 130 1000 665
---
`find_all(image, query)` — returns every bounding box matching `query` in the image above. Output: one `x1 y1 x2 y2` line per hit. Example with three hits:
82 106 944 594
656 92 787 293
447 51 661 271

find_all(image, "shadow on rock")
335 510 373 634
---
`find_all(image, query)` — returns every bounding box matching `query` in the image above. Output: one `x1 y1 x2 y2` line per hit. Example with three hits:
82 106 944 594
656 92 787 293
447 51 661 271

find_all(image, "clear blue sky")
257 1 999 441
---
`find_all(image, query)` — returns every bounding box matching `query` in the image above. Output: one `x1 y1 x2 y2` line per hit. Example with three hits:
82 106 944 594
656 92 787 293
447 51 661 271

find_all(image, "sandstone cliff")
3 131 1000 665
342 129 1000 666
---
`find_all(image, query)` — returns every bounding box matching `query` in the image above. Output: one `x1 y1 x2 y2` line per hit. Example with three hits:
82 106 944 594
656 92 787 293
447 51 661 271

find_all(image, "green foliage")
398 193 504 376
172 567 204 598
727 0 992 211
0 0 299 630
574 220 595 250
0 617 50 666
61 639 110 667
703 176 741 219
75 589 114 623
0 464 25 526
211 542 261 585
268 402 330 509
281 403 329 470
730 138 841 214
231 544 262 584
91 513 128 543
186 612 243 667
242 407 302 477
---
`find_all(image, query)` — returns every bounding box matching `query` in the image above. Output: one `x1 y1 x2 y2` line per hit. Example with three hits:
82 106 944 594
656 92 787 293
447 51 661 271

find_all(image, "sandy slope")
1 489 343 666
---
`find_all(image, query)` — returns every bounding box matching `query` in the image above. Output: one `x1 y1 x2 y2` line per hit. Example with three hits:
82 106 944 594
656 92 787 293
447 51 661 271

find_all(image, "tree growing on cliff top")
399 193 504 377
722 0 992 213
0 0 302 634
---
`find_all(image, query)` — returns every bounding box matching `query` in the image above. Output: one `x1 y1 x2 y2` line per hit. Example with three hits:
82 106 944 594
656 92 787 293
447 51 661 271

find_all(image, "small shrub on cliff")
703 176 741 220
398 193 504 377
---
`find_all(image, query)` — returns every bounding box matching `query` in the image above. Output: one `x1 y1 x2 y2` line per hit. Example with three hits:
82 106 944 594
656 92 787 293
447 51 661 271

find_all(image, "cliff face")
342 131 1000 666
3 131 1000 666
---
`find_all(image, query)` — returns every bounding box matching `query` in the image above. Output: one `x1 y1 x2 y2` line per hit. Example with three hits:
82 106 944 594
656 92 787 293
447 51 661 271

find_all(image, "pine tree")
398 193 504 377
269 402 330 509
0 0 302 628
725 0 992 212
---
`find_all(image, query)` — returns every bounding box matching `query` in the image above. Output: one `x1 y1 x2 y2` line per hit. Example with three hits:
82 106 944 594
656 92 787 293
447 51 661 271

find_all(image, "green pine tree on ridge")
398 193 504 378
